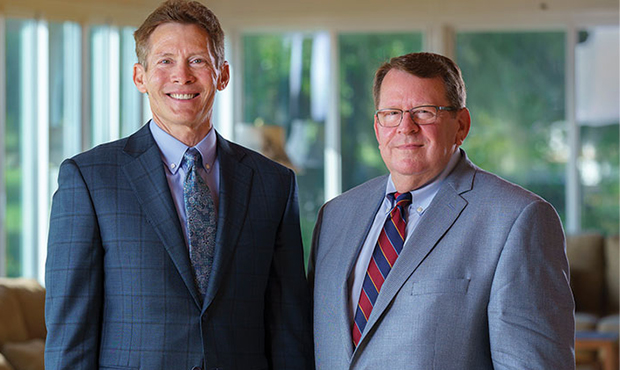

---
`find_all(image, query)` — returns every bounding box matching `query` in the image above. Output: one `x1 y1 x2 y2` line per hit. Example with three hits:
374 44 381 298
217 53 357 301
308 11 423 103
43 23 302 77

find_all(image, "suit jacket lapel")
202 134 253 311
358 151 475 348
333 177 388 357
122 124 203 307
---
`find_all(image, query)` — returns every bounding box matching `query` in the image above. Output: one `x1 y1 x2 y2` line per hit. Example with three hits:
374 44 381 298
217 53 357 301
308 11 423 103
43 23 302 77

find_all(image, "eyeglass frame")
374 105 459 127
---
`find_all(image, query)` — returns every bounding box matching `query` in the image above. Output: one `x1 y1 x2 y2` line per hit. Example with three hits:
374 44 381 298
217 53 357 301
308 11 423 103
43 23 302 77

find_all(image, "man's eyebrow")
152 52 174 58
152 51 210 58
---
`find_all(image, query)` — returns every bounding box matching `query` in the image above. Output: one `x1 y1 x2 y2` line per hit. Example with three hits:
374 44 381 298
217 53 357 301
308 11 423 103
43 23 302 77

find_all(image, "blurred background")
0 0 618 280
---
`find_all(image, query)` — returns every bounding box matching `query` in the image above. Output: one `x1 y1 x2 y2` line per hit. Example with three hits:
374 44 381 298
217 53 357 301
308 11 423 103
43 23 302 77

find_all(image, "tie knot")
184 149 202 169
393 192 412 207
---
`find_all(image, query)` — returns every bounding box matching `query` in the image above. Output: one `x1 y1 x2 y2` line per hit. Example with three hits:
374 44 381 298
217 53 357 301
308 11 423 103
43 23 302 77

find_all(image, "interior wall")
0 0 617 27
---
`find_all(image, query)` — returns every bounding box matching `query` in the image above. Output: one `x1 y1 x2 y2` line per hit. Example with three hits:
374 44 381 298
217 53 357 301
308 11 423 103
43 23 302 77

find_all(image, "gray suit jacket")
45 124 313 370
309 150 574 369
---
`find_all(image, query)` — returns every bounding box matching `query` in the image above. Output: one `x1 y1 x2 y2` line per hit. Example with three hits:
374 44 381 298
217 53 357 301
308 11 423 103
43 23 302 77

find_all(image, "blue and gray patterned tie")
183 148 217 297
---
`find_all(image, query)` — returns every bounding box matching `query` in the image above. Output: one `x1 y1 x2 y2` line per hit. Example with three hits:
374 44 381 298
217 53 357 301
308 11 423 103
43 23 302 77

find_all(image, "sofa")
0 278 45 370
566 233 619 368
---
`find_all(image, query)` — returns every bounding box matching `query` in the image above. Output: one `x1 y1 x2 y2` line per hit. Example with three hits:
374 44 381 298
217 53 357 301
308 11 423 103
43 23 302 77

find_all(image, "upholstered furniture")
0 278 45 370
567 233 619 368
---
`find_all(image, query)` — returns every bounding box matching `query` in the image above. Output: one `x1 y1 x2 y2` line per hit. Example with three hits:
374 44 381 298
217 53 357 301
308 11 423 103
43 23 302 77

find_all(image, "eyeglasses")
375 105 458 127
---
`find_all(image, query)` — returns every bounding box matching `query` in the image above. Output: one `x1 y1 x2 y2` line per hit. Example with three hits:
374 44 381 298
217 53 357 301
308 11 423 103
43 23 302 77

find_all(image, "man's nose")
398 110 420 134
172 63 196 84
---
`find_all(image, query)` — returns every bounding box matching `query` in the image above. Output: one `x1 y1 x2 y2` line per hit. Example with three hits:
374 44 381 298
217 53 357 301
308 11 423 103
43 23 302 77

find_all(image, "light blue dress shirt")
149 120 220 247
348 150 462 320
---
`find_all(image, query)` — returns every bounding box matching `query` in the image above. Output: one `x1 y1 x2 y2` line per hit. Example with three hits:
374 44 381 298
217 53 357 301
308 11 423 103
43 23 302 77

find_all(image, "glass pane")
339 33 423 191
5 19 36 277
120 27 142 137
576 26 620 235
241 33 326 260
90 25 120 147
49 21 81 192
456 32 567 220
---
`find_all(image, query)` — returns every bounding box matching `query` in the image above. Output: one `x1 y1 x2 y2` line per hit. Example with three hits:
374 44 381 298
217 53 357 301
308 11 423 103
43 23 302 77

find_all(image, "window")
456 31 568 219
49 21 82 200
1 16 618 278
240 33 328 259
90 25 120 146
120 27 143 137
4 18 32 277
2 20 143 279
4 19 80 277
456 29 619 236
339 33 423 190
575 26 619 234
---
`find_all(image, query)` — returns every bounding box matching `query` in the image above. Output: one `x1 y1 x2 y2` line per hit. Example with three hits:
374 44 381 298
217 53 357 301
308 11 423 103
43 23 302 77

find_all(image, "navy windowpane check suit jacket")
45 124 313 370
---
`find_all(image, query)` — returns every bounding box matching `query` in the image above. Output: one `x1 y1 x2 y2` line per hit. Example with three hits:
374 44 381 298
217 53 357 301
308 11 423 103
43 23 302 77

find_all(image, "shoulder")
64 137 130 169
452 153 549 207
460 163 562 228
471 167 548 206
323 175 387 211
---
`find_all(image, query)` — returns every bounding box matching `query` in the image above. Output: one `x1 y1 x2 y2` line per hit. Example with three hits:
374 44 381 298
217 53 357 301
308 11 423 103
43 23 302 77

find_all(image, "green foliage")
242 33 325 258
457 32 568 218
580 124 620 235
5 19 24 277
5 168 22 277
339 33 423 190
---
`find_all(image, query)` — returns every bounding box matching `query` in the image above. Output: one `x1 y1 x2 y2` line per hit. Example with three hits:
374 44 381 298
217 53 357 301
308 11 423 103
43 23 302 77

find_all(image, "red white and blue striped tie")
352 192 412 347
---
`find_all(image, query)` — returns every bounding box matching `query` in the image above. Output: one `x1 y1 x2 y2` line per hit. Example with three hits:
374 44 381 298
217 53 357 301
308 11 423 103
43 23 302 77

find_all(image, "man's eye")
191 59 204 64
385 110 400 116
159 59 171 64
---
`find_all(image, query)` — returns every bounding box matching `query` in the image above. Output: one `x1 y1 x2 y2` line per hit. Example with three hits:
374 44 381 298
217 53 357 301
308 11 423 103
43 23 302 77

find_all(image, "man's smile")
168 93 199 100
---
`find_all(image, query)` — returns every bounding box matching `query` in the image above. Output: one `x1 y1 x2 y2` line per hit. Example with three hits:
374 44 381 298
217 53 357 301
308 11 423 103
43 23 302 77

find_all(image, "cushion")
0 283 28 347
1 339 44 370
596 314 620 333
0 353 15 370
1 280 46 340
566 233 605 315
575 312 598 331
604 235 619 313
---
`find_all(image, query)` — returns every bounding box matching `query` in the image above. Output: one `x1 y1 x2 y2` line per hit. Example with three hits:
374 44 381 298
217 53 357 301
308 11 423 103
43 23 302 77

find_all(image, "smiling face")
374 69 470 192
133 22 229 146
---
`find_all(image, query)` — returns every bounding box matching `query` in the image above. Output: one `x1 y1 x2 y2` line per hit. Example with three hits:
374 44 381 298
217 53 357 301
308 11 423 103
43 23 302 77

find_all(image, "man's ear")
217 61 230 91
133 63 148 93
455 107 471 146
374 114 381 145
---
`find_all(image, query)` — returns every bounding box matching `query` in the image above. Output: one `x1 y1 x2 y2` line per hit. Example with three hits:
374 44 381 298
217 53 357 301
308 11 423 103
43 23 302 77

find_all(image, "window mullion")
566 24 580 234
325 30 341 201
0 16 6 277
36 20 50 282
20 20 37 278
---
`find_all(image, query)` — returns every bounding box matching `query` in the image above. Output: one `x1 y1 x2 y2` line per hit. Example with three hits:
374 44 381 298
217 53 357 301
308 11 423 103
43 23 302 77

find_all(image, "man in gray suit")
45 1 313 369
309 52 575 369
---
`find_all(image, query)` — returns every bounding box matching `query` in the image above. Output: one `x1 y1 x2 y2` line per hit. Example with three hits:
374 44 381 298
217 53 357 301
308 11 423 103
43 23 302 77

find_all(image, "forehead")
379 69 447 106
147 22 211 55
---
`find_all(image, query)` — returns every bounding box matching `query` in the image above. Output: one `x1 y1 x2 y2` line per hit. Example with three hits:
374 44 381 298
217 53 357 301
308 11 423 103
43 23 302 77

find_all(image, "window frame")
0 12 618 280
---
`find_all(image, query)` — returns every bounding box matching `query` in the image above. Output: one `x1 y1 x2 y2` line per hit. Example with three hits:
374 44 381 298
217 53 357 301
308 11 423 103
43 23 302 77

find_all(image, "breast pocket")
410 278 470 295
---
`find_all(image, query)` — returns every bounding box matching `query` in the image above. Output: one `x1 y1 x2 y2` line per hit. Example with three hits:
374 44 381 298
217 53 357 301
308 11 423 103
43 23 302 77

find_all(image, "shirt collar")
149 120 218 174
385 149 462 214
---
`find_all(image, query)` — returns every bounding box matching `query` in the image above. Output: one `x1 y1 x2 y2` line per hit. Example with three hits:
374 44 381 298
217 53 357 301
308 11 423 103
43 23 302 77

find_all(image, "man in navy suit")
310 52 575 369
45 1 313 369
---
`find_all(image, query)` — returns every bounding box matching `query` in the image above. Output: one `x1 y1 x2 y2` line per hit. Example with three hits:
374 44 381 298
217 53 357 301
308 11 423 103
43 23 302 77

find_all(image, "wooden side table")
575 331 619 370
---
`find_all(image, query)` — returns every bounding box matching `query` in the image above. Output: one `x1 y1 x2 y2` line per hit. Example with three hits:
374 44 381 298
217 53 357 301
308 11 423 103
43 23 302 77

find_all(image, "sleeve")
45 158 104 370
264 169 315 369
488 199 575 369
